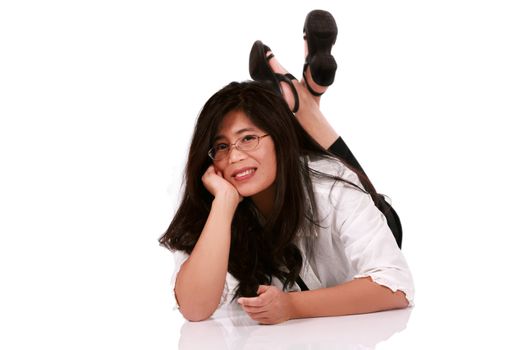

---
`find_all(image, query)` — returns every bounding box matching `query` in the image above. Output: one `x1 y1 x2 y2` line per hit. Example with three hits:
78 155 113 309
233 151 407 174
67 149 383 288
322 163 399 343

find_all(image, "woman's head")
210 109 277 199
187 81 311 213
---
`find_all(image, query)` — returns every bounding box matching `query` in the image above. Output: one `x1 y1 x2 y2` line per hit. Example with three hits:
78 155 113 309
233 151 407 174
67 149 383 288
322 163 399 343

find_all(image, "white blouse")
170 156 415 308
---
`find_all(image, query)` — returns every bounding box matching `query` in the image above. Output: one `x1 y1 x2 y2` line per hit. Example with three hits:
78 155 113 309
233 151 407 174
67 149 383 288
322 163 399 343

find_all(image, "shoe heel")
309 54 337 86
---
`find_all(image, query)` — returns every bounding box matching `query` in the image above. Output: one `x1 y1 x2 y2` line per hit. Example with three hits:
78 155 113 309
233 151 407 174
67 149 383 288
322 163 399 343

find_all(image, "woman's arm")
175 192 238 321
175 164 241 321
238 277 408 324
289 277 409 318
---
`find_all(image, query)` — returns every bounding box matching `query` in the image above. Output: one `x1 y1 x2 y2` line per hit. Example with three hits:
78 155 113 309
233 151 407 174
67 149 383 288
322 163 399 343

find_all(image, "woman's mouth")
233 168 257 181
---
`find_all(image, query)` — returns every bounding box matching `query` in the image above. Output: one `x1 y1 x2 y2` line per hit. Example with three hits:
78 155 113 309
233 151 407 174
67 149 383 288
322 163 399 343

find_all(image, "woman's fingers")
203 164 216 178
256 285 272 294
239 294 268 308
202 165 227 193
241 303 269 313
238 285 293 325
242 306 269 320
238 285 275 314
238 297 264 307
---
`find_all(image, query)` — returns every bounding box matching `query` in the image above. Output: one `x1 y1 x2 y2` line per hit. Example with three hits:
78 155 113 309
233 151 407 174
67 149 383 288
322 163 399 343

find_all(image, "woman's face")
212 109 277 198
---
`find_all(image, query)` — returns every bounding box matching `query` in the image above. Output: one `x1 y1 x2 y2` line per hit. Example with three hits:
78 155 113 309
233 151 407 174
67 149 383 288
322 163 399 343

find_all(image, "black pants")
327 137 403 249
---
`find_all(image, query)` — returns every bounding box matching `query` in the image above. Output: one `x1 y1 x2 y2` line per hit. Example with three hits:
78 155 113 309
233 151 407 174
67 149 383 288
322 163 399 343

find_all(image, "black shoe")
303 10 338 96
249 40 299 113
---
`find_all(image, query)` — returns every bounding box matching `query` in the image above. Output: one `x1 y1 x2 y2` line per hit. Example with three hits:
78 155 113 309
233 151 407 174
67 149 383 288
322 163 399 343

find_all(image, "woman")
159 10 414 324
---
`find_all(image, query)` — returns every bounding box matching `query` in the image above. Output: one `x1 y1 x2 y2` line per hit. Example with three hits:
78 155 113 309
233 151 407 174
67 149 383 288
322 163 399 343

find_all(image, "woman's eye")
242 135 257 142
215 143 229 151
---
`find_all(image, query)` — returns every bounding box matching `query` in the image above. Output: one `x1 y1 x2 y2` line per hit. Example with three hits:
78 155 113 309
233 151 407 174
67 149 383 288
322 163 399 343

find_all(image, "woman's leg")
294 82 403 248
265 48 367 178
266 53 402 248
266 53 363 169
264 52 338 148
292 81 371 180
326 136 366 175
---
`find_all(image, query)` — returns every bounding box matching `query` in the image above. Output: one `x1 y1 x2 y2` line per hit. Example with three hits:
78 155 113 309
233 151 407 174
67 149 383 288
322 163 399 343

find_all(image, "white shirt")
170 156 415 308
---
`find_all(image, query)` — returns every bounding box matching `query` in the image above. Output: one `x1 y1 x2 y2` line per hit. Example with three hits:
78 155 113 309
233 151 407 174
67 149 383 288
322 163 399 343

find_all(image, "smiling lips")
232 167 257 181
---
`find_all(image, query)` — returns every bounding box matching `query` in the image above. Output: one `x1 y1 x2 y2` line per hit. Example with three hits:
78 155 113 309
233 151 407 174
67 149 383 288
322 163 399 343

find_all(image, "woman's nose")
228 146 247 163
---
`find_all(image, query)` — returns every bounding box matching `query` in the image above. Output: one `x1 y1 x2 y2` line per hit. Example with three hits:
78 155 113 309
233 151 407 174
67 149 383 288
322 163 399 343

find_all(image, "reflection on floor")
178 302 413 349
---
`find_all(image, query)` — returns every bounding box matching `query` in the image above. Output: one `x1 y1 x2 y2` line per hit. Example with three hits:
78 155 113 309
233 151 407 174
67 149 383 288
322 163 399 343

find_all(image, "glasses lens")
210 145 228 161
214 150 224 160
237 135 258 151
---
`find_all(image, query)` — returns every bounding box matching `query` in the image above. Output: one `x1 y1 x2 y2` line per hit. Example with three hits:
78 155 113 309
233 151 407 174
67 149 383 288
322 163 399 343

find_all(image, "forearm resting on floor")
288 276 409 319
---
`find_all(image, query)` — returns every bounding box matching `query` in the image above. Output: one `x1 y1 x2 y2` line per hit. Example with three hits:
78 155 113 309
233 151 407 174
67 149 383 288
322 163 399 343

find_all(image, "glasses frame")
208 134 270 161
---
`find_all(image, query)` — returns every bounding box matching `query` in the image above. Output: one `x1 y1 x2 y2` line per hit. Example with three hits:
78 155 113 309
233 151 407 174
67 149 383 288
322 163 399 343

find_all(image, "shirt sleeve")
170 249 235 309
332 170 415 306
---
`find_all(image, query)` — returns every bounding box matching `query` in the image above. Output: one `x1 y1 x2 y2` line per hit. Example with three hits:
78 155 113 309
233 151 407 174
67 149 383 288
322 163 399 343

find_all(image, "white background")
1 0 524 348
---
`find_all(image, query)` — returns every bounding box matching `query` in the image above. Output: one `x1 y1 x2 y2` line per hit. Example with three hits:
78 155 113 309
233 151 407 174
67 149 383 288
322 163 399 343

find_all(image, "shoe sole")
304 10 338 86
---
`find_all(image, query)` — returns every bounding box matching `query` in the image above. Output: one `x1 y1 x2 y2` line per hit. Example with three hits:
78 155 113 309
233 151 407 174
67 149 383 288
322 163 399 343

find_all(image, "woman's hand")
202 164 243 204
237 285 295 325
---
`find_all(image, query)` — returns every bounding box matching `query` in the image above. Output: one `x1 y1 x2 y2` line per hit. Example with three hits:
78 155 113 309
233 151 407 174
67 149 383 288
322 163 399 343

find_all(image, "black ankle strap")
302 67 324 96
276 73 299 113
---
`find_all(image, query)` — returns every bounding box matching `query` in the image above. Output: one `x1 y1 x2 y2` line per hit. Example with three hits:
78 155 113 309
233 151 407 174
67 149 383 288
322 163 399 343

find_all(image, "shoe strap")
258 42 299 113
302 64 324 97
276 73 299 113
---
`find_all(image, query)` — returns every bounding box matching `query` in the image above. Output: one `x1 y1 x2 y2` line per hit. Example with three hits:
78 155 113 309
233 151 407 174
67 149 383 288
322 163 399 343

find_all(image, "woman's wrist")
213 191 240 212
287 291 302 320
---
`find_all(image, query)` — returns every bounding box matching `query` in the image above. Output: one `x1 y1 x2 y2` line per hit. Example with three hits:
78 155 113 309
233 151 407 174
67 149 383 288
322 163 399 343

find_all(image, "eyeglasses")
208 134 270 161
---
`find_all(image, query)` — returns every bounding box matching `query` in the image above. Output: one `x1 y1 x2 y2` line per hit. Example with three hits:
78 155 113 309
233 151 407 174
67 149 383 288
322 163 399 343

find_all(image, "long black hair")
159 81 377 299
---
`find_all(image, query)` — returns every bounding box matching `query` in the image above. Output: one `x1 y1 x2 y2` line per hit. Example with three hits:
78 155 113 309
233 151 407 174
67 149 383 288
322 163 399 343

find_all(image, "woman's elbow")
179 304 215 322
182 311 213 322
174 286 220 321
177 295 218 321
392 290 410 309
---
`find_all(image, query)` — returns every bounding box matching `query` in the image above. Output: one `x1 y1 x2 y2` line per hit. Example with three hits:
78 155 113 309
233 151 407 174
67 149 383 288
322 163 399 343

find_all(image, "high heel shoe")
249 40 300 113
303 9 338 96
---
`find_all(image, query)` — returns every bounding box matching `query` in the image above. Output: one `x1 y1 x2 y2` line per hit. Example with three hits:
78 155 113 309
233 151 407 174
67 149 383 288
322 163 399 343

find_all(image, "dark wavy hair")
159 81 378 299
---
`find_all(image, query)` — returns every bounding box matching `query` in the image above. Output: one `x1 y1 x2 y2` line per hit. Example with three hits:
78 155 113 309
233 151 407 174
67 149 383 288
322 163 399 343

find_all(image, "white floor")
1 1 524 349
180 305 413 349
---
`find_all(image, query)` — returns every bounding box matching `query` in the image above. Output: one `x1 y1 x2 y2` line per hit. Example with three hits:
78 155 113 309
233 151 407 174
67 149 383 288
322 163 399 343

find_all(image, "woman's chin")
237 188 256 198
235 184 261 198
236 182 275 199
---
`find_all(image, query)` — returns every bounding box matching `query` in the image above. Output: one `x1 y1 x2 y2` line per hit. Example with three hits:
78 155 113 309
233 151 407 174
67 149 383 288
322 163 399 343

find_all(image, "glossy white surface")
179 304 412 350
